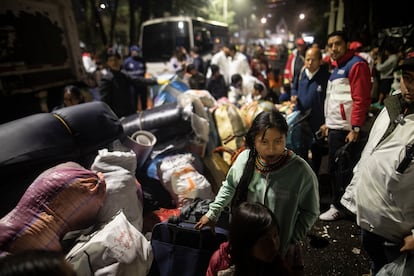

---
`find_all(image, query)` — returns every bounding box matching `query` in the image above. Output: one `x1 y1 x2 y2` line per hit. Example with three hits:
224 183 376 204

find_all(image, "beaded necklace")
255 149 290 174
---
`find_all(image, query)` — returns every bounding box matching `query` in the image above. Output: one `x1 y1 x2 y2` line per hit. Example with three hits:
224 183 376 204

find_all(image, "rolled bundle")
121 102 184 136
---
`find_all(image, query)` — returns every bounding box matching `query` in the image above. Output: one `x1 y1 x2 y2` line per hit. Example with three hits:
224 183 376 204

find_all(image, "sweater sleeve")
349 61 372 127
290 163 320 242
205 150 249 221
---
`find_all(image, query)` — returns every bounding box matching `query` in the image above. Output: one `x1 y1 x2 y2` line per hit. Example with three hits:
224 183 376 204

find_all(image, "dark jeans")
361 229 402 274
131 83 148 111
327 129 365 208
310 139 326 175
296 139 326 176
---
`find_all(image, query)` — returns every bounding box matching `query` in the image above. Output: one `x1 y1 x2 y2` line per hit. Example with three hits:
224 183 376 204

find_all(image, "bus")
139 16 229 76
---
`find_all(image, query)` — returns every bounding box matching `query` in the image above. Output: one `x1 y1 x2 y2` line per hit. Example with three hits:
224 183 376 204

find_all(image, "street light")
296 13 305 37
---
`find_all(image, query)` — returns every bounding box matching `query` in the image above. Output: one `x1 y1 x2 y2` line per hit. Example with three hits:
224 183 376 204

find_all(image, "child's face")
254 127 286 163
251 225 280 263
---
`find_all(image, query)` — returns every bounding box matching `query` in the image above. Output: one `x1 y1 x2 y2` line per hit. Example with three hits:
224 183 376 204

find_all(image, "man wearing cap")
100 48 160 118
123 45 150 111
349 41 374 76
283 38 307 89
340 50 414 274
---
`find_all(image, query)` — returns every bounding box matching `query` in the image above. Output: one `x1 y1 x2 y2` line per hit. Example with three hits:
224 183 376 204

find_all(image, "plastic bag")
376 253 414 276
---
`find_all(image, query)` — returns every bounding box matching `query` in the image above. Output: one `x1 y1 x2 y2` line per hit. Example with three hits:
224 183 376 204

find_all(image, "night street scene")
0 0 413 275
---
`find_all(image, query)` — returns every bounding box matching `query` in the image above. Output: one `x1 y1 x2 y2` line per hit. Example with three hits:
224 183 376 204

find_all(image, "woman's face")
63 91 82 107
254 127 286 163
251 225 280 263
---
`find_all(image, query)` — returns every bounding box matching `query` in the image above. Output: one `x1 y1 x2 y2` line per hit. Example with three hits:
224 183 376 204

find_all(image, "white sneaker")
319 204 345 221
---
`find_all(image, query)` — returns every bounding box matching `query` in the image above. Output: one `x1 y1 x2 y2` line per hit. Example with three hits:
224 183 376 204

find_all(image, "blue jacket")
291 66 330 132
123 56 146 79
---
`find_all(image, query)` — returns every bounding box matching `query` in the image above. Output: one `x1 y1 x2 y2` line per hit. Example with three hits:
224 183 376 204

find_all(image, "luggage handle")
167 221 228 249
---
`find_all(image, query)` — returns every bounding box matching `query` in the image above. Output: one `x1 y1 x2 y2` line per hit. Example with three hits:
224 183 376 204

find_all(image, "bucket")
123 130 157 170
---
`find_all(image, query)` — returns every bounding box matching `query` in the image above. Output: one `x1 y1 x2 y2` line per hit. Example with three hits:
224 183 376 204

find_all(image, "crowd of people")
193 31 414 275
44 30 414 276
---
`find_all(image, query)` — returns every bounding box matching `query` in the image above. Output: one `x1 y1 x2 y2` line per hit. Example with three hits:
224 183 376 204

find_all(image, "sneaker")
319 204 345 221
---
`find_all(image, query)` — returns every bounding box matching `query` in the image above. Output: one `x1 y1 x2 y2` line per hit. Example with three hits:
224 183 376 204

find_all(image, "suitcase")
149 220 228 276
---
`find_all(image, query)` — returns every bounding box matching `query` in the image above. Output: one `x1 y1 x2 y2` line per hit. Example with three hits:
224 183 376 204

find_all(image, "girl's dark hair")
229 202 279 272
231 110 288 208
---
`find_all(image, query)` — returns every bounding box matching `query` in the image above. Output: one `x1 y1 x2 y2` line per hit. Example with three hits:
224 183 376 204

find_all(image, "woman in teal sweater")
195 110 319 274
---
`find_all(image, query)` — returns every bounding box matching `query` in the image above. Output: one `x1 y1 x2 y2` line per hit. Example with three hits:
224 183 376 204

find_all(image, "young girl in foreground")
196 110 319 275
206 202 293 276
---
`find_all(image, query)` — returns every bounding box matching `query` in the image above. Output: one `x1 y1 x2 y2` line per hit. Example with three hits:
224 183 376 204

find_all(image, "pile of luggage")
0 75 308 275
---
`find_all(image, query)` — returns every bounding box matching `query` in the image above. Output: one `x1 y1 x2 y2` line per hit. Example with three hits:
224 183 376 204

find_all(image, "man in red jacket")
318 30 372 221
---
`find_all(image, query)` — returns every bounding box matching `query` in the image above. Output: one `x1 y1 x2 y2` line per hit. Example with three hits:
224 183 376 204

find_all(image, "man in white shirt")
227 44 252 81
208 45 231 85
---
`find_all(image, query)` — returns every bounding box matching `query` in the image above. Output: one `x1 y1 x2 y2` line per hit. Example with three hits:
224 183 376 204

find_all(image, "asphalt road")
303 215 371 275
302 173 372 276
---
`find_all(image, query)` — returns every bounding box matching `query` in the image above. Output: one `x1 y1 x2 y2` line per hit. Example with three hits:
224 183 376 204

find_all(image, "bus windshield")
141 17 229 61
141 20 191 62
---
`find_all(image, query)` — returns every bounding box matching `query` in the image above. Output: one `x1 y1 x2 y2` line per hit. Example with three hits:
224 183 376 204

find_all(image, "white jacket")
350 93 414 243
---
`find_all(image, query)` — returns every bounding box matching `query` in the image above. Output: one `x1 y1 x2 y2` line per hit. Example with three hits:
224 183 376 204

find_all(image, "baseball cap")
349 41 363 51
295 38 306 46
395 51 414 72
130 45 140 52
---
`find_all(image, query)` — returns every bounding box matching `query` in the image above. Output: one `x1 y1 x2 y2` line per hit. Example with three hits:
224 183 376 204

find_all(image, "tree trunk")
128 0 137 46
89 0 107 47
109 0 119 47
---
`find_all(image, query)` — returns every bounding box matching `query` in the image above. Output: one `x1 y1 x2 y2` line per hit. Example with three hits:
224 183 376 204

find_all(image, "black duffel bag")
0 101 123 216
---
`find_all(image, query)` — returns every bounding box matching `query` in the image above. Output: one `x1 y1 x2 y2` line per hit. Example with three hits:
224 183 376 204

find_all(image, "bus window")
140 16 228 76
141 20 190 62
194 29 213 54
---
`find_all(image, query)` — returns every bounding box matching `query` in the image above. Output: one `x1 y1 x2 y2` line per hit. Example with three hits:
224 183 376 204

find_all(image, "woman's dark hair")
0 250 76 276
253 82 264 92
63 85 84 107
186 63 196 73
210 64 220 75
64 85 82 99
105 47 121 59
229 202 279 273
231 73 243 86
231 110 288 208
